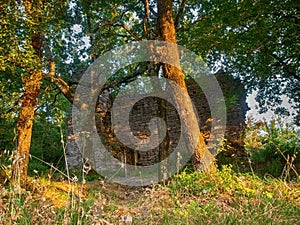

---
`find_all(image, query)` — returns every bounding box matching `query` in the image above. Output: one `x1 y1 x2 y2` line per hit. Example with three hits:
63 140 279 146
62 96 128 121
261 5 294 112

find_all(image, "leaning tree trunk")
12 1 43 186
157 0 215 171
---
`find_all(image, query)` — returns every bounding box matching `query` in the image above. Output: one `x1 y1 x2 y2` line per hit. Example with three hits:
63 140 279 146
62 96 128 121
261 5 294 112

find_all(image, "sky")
246 92 297 126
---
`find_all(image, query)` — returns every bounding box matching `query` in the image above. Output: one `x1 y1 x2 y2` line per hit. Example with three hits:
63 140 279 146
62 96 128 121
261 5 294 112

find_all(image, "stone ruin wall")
66 73 249 169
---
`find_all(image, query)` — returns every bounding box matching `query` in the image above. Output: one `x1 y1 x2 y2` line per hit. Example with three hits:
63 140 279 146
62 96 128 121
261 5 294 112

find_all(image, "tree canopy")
179 0 299 121
61 0 299 122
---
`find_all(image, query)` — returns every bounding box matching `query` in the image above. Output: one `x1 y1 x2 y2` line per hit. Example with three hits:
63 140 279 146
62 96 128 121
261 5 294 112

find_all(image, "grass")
160 166 300 225
0 164 299 224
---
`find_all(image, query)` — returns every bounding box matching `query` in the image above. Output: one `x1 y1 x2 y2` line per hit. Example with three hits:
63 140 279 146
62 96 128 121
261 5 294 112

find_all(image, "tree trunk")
157 0 215 171
12 1 43 186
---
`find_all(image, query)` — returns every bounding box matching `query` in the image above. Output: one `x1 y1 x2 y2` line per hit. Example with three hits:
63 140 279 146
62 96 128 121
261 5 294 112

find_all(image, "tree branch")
44 61 74 103
42 37 74 103
263 48 300 81
4 94 23 114
142 0 150 39
143 0 150 19
92 8 129 34
119 23 141 41
176 15 210 32
174 0 187 30
101 69 145 92
141 0 157 17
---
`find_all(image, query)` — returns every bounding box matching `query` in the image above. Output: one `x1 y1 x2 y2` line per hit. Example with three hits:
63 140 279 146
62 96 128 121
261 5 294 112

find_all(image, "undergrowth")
0 119 299 224
245 119 300 179
0 165 299 224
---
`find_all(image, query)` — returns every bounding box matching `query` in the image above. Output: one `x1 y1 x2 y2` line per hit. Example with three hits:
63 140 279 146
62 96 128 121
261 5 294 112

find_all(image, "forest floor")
0 163 299 225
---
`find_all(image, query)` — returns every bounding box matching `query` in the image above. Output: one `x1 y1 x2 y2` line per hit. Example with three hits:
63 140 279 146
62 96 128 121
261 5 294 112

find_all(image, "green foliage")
179 0 300 124
170 165 268 199
0 182 96 224
27 112 69 175
0 118 16 153
1 167 300 224
162 198 300 225
245 120 300 178
169 168 207 197
0 1 299 223
0 118 16 182
0 1 71 173
164 166 300 225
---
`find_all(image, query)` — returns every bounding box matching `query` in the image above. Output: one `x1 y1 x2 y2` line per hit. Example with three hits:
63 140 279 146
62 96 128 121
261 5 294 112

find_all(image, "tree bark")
157 0 215 171
12 1 43 186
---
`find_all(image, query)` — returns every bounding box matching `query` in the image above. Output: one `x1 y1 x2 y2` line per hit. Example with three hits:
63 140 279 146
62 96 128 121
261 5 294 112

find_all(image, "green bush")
28 116 66 175
244 120 300 179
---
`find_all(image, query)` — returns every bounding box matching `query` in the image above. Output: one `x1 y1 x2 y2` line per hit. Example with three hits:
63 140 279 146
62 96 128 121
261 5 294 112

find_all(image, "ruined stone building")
66 72 249 169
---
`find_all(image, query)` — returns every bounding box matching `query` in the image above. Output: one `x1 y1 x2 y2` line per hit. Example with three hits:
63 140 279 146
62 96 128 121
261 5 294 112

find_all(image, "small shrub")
27 158 49 176
244 119 300 179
